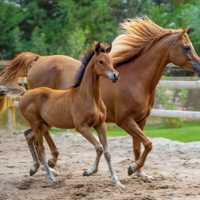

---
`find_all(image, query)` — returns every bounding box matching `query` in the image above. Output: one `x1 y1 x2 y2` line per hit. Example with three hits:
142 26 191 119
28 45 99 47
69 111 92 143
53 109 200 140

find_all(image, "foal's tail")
0 52 39 112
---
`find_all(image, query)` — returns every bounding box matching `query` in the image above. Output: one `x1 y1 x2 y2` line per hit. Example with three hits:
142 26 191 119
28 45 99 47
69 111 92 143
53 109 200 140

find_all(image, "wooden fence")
151 80 200 119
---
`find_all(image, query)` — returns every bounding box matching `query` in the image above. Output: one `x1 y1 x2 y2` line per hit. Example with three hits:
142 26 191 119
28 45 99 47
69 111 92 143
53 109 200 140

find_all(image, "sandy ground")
1 131 200 200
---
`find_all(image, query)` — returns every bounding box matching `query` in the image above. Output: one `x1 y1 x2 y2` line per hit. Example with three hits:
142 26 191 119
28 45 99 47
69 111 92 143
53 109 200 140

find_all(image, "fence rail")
151 109 200 120
158 80 200 89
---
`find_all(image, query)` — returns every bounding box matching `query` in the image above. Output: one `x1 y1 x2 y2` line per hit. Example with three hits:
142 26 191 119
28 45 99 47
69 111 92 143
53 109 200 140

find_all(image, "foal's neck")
79 62 101 105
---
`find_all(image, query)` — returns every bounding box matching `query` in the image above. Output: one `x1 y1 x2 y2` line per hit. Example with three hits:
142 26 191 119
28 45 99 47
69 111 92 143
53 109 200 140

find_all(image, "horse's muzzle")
191 61 200 76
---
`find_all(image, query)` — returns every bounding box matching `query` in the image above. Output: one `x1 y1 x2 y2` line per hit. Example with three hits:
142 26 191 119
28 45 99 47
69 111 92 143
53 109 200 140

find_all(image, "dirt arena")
1 131 200 200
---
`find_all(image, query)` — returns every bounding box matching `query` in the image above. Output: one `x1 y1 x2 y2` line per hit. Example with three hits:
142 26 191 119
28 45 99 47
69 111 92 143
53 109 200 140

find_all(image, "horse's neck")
129 37 171 93
79 64 101 105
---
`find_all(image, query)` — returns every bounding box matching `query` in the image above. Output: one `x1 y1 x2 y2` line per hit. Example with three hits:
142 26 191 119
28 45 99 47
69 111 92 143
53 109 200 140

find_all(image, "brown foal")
19 43 124 186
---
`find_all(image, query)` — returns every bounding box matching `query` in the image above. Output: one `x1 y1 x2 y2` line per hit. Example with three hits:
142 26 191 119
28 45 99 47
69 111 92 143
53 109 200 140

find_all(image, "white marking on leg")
104 151 125 189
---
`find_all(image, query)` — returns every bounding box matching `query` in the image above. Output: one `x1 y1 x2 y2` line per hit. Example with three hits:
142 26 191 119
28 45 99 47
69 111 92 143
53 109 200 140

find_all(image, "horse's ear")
95 42 101 54
186 28 194 34
105 44 112 53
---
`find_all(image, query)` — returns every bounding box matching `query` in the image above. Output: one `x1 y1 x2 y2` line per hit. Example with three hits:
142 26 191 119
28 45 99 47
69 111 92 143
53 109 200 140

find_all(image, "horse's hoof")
82 170 90 176
48 159 56 168
128 164 137 176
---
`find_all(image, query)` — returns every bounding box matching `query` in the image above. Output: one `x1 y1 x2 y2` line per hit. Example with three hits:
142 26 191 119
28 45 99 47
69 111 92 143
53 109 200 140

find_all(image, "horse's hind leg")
24 129 40 176
119 117 152 178
43 130 59 168
95 123 124 188
77 126 103 176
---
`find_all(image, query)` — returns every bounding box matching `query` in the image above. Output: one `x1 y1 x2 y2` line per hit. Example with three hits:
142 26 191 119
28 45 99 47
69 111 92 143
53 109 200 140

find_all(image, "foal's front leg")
76 126 103 176
43 129 59 168
24 129 40 176
95 123 125 188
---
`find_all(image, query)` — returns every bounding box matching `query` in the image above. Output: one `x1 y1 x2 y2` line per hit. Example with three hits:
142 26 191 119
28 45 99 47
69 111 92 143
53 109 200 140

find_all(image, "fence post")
7 97 16 133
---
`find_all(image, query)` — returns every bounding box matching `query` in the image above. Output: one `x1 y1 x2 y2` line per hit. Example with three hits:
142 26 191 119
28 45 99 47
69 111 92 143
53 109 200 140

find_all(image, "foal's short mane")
74 49 95 88
111 17 181 65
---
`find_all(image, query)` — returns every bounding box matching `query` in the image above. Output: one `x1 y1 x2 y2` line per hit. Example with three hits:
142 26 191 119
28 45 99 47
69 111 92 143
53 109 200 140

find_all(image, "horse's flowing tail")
0 52 39 112
0 52 40 85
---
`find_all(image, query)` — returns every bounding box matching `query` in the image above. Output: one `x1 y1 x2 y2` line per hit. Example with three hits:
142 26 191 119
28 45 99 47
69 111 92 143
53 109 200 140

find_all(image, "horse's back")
28 55 81 89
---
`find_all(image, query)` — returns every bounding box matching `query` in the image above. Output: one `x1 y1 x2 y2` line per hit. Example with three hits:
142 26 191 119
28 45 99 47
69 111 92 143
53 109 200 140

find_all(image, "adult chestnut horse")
1 18 200 179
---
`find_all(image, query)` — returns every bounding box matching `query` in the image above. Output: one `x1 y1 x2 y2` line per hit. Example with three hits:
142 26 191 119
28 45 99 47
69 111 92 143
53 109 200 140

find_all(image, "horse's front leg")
118 117 152 179
77 126 103 176
95 123 124 188
24 129 40 176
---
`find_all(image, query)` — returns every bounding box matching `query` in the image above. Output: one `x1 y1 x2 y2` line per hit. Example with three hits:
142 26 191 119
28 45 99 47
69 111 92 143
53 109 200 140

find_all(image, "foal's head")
93 42 119 82
168 28 200 75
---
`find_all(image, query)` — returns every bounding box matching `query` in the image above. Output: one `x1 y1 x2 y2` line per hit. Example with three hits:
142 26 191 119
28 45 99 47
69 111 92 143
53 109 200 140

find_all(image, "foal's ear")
95 42 101 54
105 44 112 53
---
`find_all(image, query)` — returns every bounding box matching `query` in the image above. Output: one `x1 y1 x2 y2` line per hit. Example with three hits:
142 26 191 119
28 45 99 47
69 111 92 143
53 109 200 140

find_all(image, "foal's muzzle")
107 71 119 83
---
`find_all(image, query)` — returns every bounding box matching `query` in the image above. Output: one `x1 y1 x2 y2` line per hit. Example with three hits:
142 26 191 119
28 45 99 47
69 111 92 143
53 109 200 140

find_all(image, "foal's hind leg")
43 129 59 168
34 126 56 184
24 129 40 176
95 123 124 188
76 126 103 176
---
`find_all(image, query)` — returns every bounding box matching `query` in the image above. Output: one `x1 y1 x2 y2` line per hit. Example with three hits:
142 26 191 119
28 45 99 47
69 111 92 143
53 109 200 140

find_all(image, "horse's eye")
183 46 191 52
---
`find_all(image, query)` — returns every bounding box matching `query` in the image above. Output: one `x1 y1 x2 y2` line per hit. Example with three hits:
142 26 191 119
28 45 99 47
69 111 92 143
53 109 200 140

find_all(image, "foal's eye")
99 60 104 65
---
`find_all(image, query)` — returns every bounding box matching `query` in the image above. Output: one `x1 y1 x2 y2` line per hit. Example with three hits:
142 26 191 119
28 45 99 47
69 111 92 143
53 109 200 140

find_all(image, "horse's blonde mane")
111 17 181 65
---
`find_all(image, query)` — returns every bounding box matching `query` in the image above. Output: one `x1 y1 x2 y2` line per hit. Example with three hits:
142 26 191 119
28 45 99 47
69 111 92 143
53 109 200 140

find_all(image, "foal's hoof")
48 176 57 185
48 159 56 168
128 164 137 176
30 168 37 176
135 171 153 182
115 181 125 190
82 168 97 176
29 163 40 176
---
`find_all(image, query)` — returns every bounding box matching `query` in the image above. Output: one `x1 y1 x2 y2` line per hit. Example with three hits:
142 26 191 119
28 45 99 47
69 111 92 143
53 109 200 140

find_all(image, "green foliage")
0 0 200 59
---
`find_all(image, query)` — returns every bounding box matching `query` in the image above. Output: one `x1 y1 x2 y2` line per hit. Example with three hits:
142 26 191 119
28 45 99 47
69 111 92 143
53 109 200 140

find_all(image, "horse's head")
94 42 119 82
168 28 200 75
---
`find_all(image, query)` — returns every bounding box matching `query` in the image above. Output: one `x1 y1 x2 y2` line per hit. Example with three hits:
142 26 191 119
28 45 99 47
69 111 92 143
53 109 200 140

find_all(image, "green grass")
108 122 200 142
51 122 200 143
